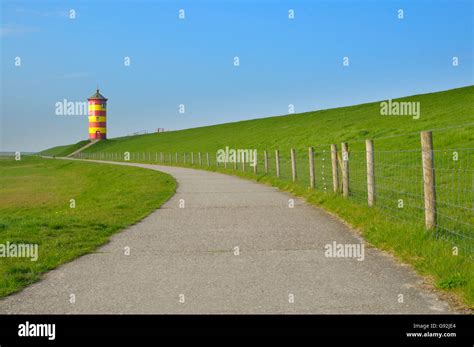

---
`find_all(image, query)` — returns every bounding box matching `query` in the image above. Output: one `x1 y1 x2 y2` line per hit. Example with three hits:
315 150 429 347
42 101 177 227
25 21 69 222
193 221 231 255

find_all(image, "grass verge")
0 156 176 297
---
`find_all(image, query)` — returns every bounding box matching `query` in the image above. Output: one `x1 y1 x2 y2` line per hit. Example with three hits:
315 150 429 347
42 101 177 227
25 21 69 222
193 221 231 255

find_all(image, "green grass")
54 85 473 154
0 156 176 297
42 85 474 309
40 140 90 157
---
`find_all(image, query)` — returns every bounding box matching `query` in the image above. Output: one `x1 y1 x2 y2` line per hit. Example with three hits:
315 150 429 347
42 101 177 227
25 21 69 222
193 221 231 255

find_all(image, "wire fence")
71 131 473 256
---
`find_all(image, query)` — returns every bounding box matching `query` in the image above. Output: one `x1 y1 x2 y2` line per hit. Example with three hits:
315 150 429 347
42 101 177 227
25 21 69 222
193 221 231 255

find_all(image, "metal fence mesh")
75 141 473 255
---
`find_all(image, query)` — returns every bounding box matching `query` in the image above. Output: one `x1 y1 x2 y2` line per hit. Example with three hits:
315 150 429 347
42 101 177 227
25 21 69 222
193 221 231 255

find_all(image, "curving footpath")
0 160 452 313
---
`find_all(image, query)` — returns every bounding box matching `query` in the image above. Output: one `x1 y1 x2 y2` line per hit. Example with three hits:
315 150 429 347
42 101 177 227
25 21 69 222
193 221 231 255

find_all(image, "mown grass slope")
0 156 176 297
41 140 90 157
52 85 474 155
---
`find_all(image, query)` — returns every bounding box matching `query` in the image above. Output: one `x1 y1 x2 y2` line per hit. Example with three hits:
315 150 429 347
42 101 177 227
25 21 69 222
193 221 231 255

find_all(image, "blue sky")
1 0 472 152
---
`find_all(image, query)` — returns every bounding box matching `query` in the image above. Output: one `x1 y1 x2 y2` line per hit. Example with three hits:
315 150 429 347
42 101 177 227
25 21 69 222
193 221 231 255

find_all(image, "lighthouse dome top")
88 89 107 101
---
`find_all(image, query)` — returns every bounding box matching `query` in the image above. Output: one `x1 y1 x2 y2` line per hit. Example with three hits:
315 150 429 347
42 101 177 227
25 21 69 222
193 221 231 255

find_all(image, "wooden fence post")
275 150 280 178
206 152 210 166
366 139 375 207
175 152 178 163
191 152 194 165
264 150 269 173
341 142 349 197
242 152 245 171
160 152 163 163
308 147 315 189
421 131 437 229
291 149 297 182
253 151 258 174
331 144 339 193
169 152 172 163
198 152 202 166
183 152 186 164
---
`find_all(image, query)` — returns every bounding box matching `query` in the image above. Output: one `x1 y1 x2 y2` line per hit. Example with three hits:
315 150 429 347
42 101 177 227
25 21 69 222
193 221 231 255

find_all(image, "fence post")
242 152 246 171
421 131 437 229
308 147 315 189
183 152 186 164
253 151 258 174
366 139 375 207
191 152 194 164
264 150 269 173
206 152 210 166
175 152 178 163
198 152 202 166
275 150 280 178
160 152 163 163
291 149 297 182
331 144 339 192
169 152 172 163
341 142 349 197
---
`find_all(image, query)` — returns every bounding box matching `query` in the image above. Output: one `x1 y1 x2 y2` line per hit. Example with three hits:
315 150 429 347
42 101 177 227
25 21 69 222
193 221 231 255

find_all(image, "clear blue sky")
1 0 472 152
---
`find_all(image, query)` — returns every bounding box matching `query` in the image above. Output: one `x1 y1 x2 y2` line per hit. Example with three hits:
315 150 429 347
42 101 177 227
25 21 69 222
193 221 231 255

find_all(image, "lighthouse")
88 89 107 140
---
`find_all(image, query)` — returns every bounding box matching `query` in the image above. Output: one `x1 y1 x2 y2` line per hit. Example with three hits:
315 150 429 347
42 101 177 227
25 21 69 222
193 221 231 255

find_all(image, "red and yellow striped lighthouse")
88 89 107 140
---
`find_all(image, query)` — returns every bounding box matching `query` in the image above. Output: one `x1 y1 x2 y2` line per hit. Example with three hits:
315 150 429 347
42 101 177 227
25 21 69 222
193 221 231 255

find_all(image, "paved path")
0 161 451 313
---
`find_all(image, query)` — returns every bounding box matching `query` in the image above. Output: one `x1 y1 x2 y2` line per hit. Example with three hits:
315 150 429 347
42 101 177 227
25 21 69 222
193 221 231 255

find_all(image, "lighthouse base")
89 133 107 140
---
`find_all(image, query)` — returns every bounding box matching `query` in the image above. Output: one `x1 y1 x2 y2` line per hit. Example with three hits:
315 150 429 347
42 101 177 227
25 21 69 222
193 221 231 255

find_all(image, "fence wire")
75 143 473 255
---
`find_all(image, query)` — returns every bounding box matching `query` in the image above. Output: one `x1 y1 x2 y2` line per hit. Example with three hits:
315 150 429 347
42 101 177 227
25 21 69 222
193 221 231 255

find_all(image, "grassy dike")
42 85 474 156
0 156 176 297
41 140 89 158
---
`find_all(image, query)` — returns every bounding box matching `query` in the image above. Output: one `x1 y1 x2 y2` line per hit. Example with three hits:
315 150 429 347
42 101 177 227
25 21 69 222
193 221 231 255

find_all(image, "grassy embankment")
43 85 474 309
0 156 176 297
41 140 89 157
